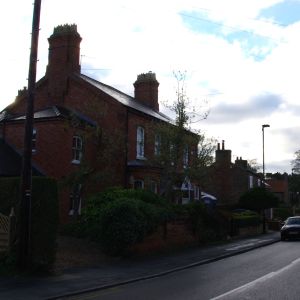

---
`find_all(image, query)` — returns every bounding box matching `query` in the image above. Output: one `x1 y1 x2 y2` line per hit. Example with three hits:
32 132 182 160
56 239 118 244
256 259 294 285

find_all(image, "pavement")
0 231 280 300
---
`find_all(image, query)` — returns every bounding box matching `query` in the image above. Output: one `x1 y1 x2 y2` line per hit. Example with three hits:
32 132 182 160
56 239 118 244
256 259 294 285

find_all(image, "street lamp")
262 124 270 234
262 124 270 182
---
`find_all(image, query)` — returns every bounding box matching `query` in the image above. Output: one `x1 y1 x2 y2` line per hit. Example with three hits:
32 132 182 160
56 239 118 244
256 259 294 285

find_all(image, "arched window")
136 126 145 159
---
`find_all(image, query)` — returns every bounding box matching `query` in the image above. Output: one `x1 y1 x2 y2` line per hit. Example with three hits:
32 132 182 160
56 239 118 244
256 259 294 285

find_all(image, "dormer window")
136 126 145 159
72 135 83 164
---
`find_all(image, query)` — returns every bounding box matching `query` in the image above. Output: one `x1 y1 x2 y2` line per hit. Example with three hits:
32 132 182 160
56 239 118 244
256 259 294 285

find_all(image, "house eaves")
1 106 97 127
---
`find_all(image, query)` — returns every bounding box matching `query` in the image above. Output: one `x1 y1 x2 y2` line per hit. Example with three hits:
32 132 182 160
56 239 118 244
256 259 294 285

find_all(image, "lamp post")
262 124 270 182
262 124 270 234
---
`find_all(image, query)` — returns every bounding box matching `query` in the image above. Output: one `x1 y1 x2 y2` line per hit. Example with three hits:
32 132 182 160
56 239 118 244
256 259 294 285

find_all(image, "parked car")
280 216 300 241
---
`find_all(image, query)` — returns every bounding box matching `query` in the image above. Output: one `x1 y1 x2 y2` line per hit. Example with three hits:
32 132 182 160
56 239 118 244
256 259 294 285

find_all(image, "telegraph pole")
18 0 42 269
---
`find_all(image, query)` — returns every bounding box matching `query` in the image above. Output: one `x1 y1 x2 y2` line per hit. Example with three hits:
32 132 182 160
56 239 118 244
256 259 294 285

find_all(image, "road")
61 241 300 300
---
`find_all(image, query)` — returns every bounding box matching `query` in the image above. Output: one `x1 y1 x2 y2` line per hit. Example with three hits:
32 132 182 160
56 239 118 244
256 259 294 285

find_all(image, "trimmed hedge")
0 177 59 271
232 215 261 228
232 210 261 228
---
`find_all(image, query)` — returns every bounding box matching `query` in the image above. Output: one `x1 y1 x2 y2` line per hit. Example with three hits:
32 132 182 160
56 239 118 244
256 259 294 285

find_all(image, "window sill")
71 160 81 165
136 156 147 160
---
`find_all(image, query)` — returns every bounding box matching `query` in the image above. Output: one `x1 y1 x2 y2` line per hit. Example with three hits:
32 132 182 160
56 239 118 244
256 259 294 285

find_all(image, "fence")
0 208 16 253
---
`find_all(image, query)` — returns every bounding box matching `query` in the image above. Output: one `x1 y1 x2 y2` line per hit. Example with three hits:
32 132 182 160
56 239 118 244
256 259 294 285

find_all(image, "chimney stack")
215 140 231 167
46 24 82 99
235 157 248 169
134 72 159 111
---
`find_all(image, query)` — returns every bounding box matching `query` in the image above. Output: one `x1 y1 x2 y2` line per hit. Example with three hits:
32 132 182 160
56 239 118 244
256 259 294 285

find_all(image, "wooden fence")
0 208 16 253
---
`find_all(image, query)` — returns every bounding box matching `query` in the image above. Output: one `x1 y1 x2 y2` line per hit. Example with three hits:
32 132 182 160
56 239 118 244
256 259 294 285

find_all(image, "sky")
1 0 300 174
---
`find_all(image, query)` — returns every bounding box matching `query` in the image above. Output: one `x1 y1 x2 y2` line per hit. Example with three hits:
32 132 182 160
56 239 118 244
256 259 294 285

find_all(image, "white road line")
210 257 300 300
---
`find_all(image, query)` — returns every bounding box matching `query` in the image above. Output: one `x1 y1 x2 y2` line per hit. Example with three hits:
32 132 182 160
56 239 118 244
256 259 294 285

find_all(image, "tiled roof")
79 74 172 123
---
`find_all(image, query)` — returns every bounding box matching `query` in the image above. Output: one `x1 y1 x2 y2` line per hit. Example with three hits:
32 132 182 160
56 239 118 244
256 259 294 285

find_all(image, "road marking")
210 257 300 299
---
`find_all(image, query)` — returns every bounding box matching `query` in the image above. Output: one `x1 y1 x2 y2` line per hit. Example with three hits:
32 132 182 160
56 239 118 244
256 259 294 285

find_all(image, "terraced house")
0 24 199 223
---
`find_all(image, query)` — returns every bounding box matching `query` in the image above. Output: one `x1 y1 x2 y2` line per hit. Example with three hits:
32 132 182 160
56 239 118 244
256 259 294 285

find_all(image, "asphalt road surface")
62 241 300 300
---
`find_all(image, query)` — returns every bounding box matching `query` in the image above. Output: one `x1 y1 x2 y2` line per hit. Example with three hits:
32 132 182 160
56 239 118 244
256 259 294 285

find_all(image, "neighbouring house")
204 140 263 206
0 24 199 223
266 174 289 204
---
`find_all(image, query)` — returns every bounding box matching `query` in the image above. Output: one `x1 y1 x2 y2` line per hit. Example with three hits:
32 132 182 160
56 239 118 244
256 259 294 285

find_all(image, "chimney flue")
222 140 225 150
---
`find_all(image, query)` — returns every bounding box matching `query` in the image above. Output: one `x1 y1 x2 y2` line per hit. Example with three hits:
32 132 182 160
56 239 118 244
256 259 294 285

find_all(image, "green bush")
96 198 147 255
184 202 227 242
0 177 59 272
85 187 170 209
81 188 172 256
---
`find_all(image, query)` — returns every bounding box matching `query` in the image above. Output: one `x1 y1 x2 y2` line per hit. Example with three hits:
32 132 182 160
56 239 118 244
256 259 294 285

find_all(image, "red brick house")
266 175 289 204
204 141 263 206
0 24 198 222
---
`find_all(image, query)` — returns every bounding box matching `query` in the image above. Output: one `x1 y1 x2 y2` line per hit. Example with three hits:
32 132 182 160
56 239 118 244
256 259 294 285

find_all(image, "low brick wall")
267 220 282 231
237 225 263 237
130 221 197 256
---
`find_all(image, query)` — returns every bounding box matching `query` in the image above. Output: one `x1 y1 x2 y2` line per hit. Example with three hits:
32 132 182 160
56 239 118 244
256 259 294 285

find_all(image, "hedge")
0 177 59 271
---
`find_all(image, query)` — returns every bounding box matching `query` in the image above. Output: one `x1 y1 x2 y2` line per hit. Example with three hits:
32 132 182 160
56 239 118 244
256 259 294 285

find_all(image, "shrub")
185 202 227 242
96 198 147 255
82 188 172 256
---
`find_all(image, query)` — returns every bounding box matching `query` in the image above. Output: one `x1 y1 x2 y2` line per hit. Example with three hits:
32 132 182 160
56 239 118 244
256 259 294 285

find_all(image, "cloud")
274 126 300 153
205 93 283 124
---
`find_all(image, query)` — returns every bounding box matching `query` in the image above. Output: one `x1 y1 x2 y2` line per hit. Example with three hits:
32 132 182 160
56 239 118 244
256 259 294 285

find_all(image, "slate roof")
0 139 43 177
79 74 172 123
1 106 97 127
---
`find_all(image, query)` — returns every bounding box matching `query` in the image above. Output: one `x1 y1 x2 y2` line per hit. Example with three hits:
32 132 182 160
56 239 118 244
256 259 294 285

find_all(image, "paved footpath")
0 231 280 300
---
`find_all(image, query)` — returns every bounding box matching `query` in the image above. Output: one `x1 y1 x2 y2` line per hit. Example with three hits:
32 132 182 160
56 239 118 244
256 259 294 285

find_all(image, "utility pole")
18 0 42 269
